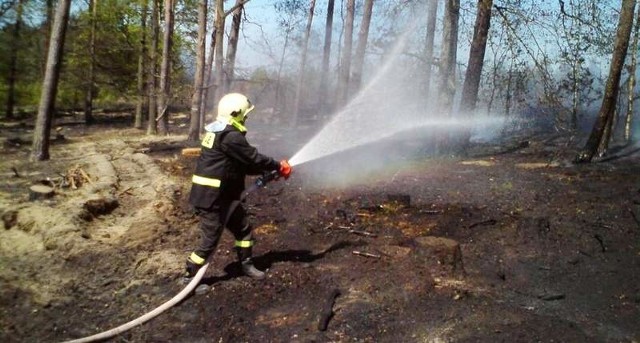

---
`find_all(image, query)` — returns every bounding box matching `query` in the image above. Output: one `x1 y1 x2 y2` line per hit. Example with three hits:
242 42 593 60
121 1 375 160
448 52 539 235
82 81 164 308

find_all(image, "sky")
225 0 295 70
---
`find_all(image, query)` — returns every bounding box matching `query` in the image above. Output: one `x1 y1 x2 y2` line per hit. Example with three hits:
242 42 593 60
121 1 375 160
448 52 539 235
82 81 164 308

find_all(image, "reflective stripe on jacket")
188 124 279 209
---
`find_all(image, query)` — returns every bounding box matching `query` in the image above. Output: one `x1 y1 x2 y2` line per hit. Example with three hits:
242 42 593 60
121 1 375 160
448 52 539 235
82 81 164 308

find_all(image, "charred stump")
414 236 465 276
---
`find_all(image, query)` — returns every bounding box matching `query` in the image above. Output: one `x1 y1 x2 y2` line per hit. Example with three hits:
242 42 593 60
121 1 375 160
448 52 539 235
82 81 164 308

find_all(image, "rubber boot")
182 255 204 284
237 247 265 280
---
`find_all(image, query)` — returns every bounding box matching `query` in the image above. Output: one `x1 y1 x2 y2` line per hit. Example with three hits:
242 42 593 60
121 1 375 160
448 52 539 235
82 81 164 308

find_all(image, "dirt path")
1 122 639 342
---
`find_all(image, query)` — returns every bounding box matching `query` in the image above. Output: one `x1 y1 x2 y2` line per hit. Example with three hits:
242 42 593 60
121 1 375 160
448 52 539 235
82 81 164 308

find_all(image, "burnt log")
317 288 341 331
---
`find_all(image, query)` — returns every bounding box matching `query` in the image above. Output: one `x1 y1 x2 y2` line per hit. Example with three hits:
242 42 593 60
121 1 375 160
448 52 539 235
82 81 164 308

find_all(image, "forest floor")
0 112 639 343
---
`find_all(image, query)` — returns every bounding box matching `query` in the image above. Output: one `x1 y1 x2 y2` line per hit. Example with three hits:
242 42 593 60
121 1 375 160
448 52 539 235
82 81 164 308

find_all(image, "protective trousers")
186 199 254 277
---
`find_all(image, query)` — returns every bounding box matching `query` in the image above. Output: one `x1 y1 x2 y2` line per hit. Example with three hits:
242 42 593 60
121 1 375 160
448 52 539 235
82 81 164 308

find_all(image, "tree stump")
29 184 55 201
414 236 465 276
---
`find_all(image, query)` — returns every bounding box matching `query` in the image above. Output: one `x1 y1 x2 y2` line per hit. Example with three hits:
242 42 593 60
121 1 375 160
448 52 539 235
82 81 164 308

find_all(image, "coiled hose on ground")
62 171 279 342
62 263 210 343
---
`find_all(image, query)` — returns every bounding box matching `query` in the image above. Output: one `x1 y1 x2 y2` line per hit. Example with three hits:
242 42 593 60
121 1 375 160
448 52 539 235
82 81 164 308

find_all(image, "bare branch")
558 0 602 32
0 0 17 19
225 0 250 17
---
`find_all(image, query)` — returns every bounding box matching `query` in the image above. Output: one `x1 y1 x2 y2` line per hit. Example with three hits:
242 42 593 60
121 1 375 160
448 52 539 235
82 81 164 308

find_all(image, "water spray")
287 15 505 170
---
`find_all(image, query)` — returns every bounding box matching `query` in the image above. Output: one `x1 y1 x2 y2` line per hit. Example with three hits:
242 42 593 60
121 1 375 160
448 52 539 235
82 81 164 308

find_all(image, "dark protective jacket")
189 123 279 209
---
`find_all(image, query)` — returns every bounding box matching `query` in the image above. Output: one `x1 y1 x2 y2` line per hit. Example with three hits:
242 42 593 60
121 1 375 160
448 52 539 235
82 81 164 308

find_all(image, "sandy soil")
1 114 639 343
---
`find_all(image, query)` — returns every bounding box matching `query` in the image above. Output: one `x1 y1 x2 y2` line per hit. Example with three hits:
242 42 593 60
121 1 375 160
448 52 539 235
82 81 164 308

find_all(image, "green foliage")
0 0 197 116
0 12 46 116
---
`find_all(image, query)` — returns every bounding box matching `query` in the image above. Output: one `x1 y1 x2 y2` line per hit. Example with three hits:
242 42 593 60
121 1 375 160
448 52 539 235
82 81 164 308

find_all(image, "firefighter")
184 93 292 281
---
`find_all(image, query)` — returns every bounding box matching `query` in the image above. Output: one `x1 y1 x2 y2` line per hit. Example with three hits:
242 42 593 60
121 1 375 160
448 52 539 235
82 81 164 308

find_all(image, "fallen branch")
79 168 92 184
348 229 377 238
538 293 565 301
352 251 381 259
629 208 640 229
65 165 92 189
118 187 134 196
593 234 606 253
419 209 442 215
468 219 497 229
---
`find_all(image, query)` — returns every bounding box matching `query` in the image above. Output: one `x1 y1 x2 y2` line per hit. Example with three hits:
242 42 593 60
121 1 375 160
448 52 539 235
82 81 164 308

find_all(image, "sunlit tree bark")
318 0 335 114
460 0 492 113
292 0 316 127
351 0 373 91
223 0 244 94
438 0 460 116
576 0 636 162
336 0 355 108
212 0 224 110
134 0 149 129
157 0 175 135
624 1 640 144
41 0 54 76
84 0 97 125
31 0 71 161
459 0 493 148
202 24 217 122
189 0 207 142
147 0 160 135
423 0 438 98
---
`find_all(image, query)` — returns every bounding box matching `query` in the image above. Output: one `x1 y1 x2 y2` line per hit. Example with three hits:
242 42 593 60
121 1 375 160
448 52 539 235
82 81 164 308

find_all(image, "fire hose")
62 171 281 343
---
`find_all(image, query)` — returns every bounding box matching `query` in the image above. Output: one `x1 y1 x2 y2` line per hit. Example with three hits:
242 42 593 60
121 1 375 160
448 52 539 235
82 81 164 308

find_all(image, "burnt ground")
1 113 639 343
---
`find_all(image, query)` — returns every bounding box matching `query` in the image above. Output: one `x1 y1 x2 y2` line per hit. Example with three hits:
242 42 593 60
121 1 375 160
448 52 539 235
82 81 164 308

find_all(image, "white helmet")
216 93 255 125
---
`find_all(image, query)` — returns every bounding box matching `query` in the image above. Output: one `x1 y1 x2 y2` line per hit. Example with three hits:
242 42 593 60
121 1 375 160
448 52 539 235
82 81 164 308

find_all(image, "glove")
279 160 292 179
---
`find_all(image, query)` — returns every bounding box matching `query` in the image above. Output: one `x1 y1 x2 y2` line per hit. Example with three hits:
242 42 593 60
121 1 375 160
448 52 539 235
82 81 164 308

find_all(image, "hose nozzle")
255 170 280 188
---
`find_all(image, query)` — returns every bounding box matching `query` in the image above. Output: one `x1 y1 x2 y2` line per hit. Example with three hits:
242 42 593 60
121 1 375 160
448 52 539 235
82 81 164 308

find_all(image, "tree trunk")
212 0 225 110
625 1 640 144
41 0 54 77
292 0 317 127
423 0 438 98
460 0 492 113
31 0 71 161
84 0 97 125
135 0 149 129
576 0 636 162
336 0 355 108
351 0 373 92
188 0 208 142
435 0 460 153
274 27 291 116
202 25 216 126
438 0 460 116
459 0 493 147
157 0 175 135
318 0 335 115
223 0 244 94
147 0 160 135
571 62 579 129
5 0 24 119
